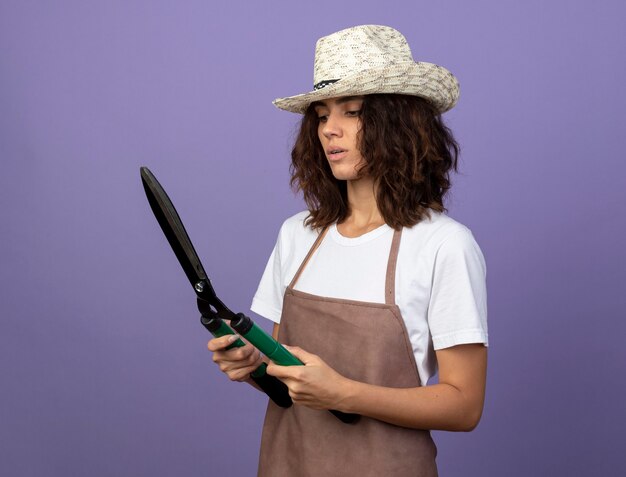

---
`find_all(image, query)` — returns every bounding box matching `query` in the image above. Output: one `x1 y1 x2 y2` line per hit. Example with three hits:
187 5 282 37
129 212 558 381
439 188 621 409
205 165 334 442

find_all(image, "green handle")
209 319 246 349
229 314 302 366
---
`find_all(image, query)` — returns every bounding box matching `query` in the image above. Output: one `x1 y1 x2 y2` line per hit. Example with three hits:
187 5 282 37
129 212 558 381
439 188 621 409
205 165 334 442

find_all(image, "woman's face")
314 96 365 181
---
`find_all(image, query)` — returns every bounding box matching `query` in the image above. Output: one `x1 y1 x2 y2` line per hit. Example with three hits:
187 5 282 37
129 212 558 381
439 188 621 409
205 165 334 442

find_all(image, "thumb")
284 345 318 365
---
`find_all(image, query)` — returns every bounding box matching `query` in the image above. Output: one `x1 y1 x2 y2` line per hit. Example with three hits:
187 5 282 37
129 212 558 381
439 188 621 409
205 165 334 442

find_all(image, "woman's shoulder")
278 210 315 235
279 210 311 229
275 210 318 250
398 211 486 278
402 210 479 252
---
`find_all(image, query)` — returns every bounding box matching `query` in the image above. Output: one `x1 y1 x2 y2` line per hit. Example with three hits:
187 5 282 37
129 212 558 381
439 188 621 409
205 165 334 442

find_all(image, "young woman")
208 25 488 476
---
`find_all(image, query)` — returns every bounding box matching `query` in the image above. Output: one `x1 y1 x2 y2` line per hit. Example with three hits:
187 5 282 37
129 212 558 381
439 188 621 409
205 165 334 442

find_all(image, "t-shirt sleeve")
250 225 287 324
428 228 488 350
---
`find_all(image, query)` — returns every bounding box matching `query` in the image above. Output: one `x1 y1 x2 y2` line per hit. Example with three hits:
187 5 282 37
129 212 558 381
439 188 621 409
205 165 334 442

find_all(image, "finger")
266 361 302 380
288 390 317 407
221 343 257 361
283 345 318 365
214 347 260 368
207 334 242 352
266 361 288 378
228 352 266 380
225 366 255 382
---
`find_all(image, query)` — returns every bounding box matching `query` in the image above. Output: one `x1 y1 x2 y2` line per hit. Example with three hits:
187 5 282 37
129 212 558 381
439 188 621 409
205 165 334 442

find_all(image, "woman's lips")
327 148 347 161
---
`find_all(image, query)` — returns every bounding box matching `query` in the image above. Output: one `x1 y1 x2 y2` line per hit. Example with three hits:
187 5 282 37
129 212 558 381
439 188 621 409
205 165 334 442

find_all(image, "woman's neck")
337 177 385 238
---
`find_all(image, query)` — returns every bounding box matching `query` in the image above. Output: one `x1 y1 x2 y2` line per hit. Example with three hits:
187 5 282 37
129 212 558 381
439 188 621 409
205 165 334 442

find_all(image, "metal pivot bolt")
194 281 205 293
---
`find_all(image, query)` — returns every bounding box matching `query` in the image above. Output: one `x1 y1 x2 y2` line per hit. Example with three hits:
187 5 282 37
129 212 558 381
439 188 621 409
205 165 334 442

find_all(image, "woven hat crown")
313 25 414 88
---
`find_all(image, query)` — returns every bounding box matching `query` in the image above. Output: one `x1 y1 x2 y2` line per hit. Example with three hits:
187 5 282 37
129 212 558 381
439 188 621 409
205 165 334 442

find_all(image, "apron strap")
288 226 329 289
384 228 403 306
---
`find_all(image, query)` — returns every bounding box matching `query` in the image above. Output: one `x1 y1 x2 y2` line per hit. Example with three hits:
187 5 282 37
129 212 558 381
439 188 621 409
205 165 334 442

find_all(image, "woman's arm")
267 342 487 432
342 344 487 431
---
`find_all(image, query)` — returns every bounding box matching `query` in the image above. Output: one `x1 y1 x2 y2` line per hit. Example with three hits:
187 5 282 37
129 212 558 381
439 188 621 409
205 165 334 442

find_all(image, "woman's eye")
346 110 361 117
318 115 328 122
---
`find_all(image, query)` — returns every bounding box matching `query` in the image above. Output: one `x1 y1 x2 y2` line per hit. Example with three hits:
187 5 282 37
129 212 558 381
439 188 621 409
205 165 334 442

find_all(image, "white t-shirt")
251 210 488 385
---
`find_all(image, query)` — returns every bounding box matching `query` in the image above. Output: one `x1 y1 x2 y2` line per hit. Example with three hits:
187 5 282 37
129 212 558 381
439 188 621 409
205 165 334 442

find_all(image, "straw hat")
273 25 460 114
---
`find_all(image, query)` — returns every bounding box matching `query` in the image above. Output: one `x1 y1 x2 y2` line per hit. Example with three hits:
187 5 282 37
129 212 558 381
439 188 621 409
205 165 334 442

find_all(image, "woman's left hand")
266 346 350 411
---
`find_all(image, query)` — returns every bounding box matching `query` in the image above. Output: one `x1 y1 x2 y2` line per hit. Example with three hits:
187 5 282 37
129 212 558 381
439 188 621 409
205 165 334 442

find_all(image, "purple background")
1 1 624 475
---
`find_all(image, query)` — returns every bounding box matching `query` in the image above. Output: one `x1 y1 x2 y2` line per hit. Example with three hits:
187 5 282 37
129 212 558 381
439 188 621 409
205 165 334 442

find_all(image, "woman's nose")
322 113 342 138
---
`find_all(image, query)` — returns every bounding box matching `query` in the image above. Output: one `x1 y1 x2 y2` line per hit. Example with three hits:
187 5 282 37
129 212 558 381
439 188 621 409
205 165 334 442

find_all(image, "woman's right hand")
207 335 265 382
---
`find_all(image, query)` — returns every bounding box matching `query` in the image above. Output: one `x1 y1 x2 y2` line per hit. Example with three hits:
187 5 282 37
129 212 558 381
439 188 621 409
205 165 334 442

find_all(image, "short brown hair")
290 94 460 230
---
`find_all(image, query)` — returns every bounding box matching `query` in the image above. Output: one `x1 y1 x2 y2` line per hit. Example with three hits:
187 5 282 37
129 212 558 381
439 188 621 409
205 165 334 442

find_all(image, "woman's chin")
332 173 358 181
329 166 361 181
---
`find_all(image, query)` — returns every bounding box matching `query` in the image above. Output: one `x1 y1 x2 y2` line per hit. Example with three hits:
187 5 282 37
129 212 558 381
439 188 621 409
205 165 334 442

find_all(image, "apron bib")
258 227 437 476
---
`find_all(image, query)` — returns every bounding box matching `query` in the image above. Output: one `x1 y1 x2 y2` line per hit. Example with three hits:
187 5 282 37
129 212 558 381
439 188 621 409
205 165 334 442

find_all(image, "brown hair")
289 94 459 230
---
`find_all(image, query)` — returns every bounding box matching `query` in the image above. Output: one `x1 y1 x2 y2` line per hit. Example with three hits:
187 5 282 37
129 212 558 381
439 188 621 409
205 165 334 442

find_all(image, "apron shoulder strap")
288 226 329 289
384 228 403 305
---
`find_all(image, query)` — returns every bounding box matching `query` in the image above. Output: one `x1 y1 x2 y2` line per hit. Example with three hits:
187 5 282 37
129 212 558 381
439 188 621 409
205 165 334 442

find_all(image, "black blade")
140 167 207 285
140 167 236 320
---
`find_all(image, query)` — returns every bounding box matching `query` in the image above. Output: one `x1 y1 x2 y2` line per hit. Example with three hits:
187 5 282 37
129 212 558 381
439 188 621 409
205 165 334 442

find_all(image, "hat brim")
273 61 460 114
